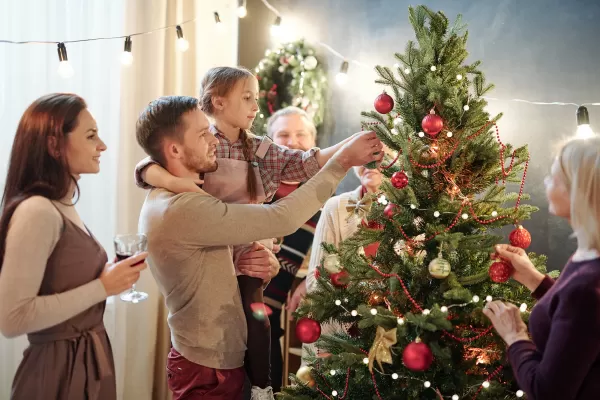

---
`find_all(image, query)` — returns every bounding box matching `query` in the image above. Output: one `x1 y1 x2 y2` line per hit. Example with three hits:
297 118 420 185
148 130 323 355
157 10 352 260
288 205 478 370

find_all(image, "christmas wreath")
253 39 327 136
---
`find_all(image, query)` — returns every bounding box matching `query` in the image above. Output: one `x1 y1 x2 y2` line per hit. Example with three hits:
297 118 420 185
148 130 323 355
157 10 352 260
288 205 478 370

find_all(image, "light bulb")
516 390 524 397
486 295 493 302
237 6 247 18
441 306 448 313
520 303 527 312
418 131 425 137
336 61 349 86
430 66 437 71
214 12 224 31
370 308 378 315
57 61 74 78
434 211 440 218
121 36 133 66
452 396 459 400
463 105 470 111
423 309 430 315
177 38 189 52
56 43 74 78
404 67 411 74
456 74 463 80
335 299 342 306
410 204 416 209
363 357 369 364
392 373 399 379
394 117 403 125
332 390 338 397
121 52 133 65
491 211 498 217
397 317 404 325
270 16 282 37
330 369 336 375
472 295 480 303
424 381 431 388
351 310 358 316
482 381 490 388
576 124 595 139
446 131 453 137
462 213 469 220
391 128 399 135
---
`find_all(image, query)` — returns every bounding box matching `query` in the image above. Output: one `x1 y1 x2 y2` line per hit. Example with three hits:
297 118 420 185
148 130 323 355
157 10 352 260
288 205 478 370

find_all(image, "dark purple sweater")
508 257 600 400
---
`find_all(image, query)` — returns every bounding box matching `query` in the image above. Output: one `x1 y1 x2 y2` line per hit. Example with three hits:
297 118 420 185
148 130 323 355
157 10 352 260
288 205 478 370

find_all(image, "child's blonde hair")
199 66 259 202
557 135 600 251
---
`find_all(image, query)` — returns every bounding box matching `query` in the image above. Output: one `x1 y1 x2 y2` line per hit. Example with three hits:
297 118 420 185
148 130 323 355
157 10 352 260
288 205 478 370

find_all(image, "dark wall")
238 0 600 271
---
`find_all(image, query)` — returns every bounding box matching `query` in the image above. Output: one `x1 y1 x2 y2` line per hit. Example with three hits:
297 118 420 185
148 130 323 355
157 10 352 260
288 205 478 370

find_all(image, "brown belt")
28 324 112 400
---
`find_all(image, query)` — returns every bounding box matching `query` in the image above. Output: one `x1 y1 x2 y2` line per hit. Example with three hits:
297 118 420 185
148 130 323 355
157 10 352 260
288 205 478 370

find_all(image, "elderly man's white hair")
266 106 317 139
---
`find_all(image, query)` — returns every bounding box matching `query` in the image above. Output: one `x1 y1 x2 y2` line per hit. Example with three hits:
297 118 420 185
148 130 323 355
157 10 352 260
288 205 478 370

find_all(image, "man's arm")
172 159 348 247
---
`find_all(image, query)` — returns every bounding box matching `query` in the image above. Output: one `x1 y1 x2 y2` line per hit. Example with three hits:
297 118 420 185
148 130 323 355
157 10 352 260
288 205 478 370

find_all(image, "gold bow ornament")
368 326 397 372
346 195 373 222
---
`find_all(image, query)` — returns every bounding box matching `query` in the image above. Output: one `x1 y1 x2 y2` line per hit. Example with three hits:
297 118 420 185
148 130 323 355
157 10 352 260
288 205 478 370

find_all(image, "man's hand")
236 242 272 282
286 280 307 320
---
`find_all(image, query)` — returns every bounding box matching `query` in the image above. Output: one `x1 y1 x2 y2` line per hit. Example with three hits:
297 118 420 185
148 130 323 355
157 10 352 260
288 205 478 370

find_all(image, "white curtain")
0 0 239 399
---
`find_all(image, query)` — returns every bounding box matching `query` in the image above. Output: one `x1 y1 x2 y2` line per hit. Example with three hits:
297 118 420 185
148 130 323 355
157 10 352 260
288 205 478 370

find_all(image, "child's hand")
167 176 204 194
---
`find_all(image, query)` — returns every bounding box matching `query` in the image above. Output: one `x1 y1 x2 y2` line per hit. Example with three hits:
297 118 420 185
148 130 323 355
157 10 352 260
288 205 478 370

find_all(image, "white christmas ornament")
323 254 342 273
303 55 318 70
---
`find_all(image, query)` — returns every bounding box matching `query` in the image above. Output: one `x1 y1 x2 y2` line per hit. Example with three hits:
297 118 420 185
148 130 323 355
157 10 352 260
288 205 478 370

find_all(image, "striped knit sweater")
264 182 321 310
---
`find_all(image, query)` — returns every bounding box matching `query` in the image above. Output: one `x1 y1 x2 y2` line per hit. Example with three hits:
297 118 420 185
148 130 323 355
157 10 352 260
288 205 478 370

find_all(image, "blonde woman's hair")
266 106 317 139
199 66 259 202
557 135 600 251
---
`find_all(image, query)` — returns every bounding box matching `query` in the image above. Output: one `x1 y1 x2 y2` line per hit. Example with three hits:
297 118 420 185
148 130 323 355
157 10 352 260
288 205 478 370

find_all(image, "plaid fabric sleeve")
269 143 321 183
134 156 160 189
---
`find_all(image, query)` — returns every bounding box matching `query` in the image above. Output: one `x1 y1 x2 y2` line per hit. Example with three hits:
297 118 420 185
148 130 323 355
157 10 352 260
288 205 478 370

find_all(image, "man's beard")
183 148 218 174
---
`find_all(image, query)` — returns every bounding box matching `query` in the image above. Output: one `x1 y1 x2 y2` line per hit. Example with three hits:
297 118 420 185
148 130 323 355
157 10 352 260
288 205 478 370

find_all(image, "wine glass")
114 233 148 303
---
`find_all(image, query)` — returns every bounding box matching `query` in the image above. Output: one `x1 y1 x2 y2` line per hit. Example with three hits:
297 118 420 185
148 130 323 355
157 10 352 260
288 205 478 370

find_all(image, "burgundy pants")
166 348 245 400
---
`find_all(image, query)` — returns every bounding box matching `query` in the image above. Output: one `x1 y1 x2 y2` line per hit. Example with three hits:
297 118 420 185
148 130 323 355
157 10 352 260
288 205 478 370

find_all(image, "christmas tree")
279 6 553 400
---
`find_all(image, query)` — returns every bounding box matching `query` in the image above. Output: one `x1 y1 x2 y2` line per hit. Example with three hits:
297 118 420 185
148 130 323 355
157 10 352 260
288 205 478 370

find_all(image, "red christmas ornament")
314 269 320 280
374 91 394 114
488 260 514 283
361 219 384 230
384 203 399 219
421 110 444 137
363 242 380 259
509 225 532 249
402 341 433 371
330 270 349 288
295 317 322 344
391 171 409 189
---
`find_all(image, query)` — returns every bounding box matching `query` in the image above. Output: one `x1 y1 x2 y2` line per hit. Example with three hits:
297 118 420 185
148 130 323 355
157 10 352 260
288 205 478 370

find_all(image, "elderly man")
261 106 323 391
136 96 382 400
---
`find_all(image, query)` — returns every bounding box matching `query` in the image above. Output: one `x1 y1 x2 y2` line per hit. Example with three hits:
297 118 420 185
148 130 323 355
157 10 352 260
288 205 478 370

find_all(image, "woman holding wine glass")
0 93 147 400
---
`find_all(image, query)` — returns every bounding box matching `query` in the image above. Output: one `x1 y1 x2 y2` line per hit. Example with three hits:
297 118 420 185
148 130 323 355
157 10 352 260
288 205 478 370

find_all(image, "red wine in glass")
114 233 148 303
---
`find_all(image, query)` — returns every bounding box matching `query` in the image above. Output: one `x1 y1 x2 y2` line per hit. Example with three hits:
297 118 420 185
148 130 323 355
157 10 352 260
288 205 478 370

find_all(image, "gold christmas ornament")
368 326 397 372
428 257 451 279
295 365 316 388
323 254 342 273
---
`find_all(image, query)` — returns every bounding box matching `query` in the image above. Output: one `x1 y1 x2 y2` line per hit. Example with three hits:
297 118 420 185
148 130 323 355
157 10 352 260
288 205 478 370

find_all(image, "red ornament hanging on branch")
295 317 322 344
330 269 349 288
374 91 394 114
384 203 400 219
363 242 381 259
421 109 444 137
488 260 514 283
391 171 409 189
402 339 433 371
509 225 532 249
